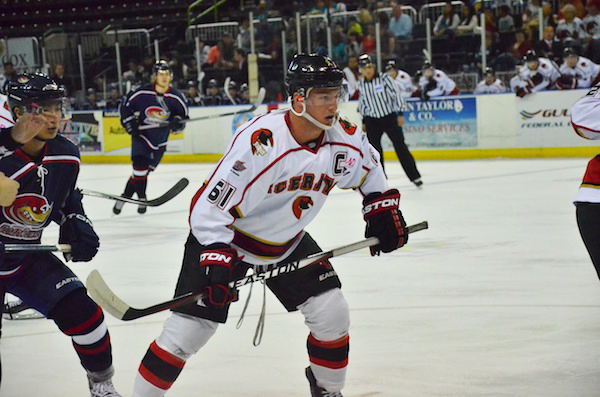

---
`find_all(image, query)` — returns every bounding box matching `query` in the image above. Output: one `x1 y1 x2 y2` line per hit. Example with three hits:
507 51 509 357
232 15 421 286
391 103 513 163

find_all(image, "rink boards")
63 89 599 163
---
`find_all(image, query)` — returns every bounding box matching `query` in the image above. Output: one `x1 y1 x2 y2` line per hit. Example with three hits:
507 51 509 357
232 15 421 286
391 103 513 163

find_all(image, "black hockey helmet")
285 53 344 97
207 78 218 89
152 59 171 75
385 59 398 71
524 50 539 63
422 60 434 72
240 82 249 92
7 73 66 119
563 47 578 59
358 53 374 68
483 67 495 77
228 80 238 91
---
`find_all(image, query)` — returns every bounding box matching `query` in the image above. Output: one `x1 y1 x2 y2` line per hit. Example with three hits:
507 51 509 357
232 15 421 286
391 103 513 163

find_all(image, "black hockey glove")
530 72 544 87
168 115 187 132
362 189 407 256
425 78 437 92
122 115 139 136
199 243 240 307
516 86 531 98
557 75 577 90
59 213 100 262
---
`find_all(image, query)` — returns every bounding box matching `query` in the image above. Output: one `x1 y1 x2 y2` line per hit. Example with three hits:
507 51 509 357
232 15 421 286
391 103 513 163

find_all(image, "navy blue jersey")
119 83 188 151
0 128 86 273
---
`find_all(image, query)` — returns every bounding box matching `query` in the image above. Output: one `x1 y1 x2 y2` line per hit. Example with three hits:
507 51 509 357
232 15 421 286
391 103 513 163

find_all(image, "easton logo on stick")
250 128 274 156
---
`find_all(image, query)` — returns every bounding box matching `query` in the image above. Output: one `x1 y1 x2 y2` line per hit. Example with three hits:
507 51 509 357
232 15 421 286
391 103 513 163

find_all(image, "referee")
357 54 422 187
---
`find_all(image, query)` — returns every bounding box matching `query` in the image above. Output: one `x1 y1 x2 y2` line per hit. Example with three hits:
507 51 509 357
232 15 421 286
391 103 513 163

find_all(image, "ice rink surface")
2 158 600 397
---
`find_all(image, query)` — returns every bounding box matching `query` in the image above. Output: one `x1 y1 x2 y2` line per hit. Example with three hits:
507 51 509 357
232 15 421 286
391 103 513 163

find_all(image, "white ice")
2 159 599 397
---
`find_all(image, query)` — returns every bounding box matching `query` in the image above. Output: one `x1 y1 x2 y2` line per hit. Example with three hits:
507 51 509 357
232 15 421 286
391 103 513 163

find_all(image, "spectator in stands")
559 0 586 19
433 1 460 38
558 47 600 88
332 30 348 65
418 61 458 99
105 86 122 110
474 67 507 94
0 62 16 94
185 81 202 107
238 17 253 53
140 55 156 83
556 4 585 44
541 1 557 28
52 64 70 96
483 9 498 35
203 79 224 106
234 49 248 84
347 15 363 37
220 33 236 69
255 14 273 53
534 25 563 63
309 0 327 14
584 0 600 63
362 25 377 55
498 5 515 33
343 55 360 100
510 29 533 59
457 4 478 35
389 2 413 40
196 39 211 67
81 88 100 110
123 61 142 83
346 31 362 58
183 59 199 83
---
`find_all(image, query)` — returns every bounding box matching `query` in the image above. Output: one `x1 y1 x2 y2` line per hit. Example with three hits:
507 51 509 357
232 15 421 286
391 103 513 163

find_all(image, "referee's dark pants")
364 113 421 181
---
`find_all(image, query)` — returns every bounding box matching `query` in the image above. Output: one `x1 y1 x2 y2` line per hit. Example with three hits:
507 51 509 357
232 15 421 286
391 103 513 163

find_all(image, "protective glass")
305 85 349 107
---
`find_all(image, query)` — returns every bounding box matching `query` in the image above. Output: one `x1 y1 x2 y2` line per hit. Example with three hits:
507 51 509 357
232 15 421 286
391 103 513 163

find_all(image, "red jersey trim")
231 226 303 258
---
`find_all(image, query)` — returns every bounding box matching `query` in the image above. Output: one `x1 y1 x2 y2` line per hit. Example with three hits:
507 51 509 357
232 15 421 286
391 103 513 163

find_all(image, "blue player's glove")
122 115 139 136
168 115 186 132
59 213 99 262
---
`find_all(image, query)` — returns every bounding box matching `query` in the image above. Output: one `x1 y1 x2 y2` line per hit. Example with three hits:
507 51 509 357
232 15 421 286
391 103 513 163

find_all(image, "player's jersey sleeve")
334 120 388 195
189 119 277 246
0 127 23 159
118 90 137 122
571 84 600 140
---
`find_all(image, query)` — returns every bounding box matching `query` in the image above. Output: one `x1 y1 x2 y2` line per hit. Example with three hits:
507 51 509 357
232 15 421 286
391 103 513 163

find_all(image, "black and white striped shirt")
357 72 404 118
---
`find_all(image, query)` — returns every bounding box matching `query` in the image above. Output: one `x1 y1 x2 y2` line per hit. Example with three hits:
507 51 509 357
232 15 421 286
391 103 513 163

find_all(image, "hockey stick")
86 221 428 321
139 87 266 129
80 178 189 207
224 76 236 105
3 243 71 253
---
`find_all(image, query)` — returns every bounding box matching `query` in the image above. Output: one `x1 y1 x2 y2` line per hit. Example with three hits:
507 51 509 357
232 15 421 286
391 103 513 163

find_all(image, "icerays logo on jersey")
0 193 52 240
144 106 170 123
292 196 313 219
251 129 274 156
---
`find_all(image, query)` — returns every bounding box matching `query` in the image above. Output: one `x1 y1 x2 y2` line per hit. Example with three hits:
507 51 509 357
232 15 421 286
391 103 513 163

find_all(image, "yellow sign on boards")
103 116 184 153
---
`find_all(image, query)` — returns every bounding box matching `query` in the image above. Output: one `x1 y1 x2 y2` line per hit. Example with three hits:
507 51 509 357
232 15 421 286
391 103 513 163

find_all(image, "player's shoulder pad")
49 135 81 158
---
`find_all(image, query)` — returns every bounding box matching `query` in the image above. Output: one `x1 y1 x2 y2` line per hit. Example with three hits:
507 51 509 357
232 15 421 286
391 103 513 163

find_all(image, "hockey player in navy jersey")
114 60 188 215
0 74 121 396
132 54 410 397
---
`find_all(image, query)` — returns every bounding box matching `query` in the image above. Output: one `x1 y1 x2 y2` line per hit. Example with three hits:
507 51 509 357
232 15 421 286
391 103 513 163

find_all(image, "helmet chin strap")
288 90 339 131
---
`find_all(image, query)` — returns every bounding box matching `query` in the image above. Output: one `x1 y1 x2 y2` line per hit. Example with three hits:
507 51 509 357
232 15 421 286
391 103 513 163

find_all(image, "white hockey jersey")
583 14 600 40
394 70 417 99
570 84 600 203
189 109 389 265
556 17 585 41
560 56 600 88
473 79 506 94
0 94 13 129
418 69 458 97
510 58 561 92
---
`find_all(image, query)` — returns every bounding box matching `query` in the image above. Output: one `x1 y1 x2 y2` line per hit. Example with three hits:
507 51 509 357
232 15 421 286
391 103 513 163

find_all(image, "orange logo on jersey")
144 106 170 122
3 194 52 227
292 196 314 219
251 129 274 156
339 118 357 135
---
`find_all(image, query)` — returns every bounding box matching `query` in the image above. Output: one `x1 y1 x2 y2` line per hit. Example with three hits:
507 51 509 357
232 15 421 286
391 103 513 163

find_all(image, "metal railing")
419 1 465 23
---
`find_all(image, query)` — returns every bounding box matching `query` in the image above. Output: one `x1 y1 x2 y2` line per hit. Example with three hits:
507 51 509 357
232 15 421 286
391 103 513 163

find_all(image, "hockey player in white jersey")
510 50 561 97
418 61 458 100
474 67 507 94
0 93 13 129
558 47 600 89
132 54 409 397
385 59 417 99
570 83 600 277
